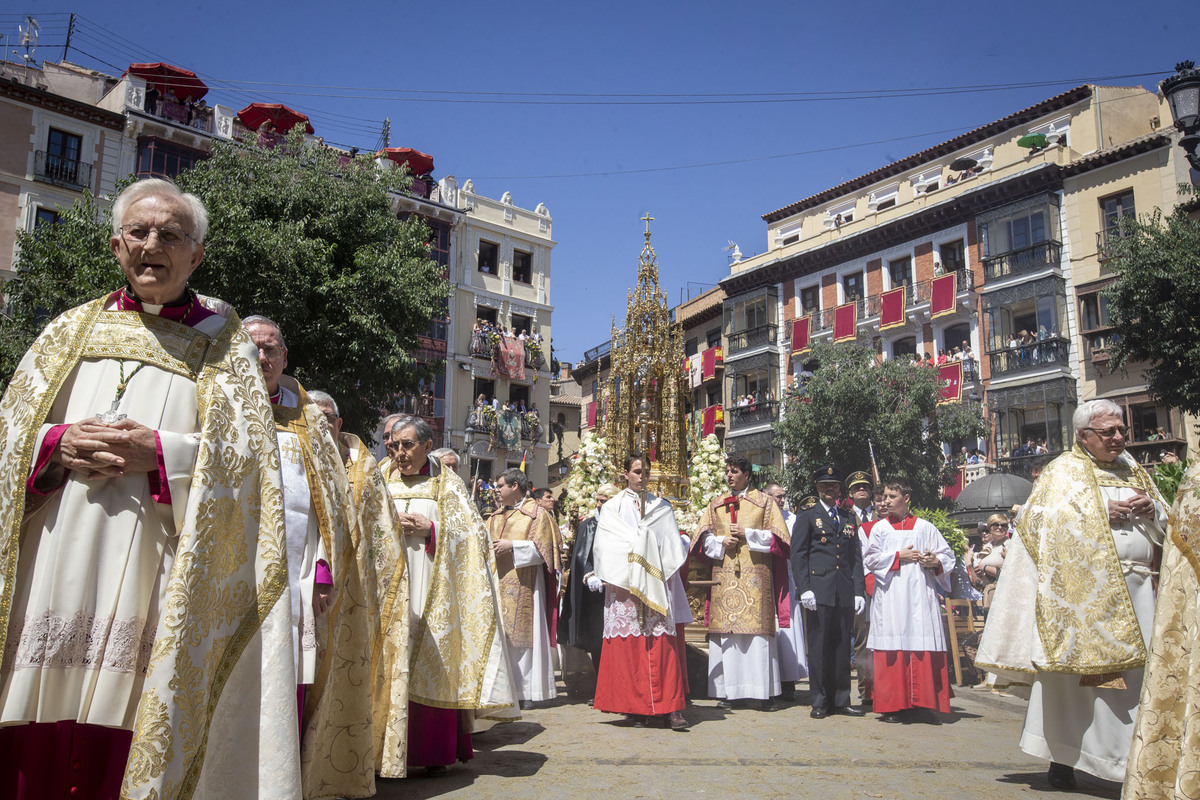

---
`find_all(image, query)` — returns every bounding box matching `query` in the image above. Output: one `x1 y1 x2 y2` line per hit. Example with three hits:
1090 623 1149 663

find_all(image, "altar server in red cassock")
863 478 955 723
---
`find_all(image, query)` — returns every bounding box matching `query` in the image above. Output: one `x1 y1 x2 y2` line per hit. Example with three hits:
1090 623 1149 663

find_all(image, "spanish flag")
519 449 528 473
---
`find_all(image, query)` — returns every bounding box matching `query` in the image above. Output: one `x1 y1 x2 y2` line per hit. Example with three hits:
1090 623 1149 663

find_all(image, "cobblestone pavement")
375 678 1124 800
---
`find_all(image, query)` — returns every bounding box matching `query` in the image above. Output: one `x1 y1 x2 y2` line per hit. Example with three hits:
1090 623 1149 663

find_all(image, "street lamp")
1160 60 1200 171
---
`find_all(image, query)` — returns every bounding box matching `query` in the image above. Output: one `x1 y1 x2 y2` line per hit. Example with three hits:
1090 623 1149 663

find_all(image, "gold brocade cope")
487 497 561 650
340 433 410 780
694 489 789 636
1124 460 1200 800
0 297 298 799
273 379 376 800
975 444 1160 678
391 466 517 713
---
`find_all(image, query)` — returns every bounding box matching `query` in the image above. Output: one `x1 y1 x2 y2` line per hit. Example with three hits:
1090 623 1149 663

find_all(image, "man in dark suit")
558 483 618 692
791 465 866 719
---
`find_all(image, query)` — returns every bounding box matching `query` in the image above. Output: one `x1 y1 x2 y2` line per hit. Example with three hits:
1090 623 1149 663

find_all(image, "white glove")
800 590 816 611
854 596 866 615
585 574 603 592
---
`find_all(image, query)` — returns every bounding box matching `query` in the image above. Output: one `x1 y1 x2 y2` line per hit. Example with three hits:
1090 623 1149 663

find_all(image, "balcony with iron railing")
465 405 543 441
1097 223 1134 262
34 151 92 189
726 324 778 358
982 240 1062 281
986 335 1070 377
725 400 779 432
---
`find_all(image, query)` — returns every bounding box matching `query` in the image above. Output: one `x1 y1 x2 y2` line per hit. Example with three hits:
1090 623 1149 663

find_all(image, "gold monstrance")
602 215 688 505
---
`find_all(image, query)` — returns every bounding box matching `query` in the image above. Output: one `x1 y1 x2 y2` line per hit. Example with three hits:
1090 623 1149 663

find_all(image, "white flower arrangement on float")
678 433 726 533
564 431 614 519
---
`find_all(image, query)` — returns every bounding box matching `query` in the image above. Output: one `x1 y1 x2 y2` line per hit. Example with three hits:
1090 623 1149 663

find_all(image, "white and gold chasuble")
1125 460 1200 800
0 297 300 799
271 377 376 800
384 461 517 717
338 433 410 780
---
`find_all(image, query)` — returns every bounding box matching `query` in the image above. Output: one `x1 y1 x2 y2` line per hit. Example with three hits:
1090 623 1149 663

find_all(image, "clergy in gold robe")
244 317 375 800
0 178 300 799
384 416 516 774
1124 459 1200 800
693 456 790 709
976 400 1166 790
308 391 409 780
489 468 561 709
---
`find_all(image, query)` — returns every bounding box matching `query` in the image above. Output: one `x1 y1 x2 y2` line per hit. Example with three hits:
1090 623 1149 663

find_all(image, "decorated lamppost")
1160 60 1200 172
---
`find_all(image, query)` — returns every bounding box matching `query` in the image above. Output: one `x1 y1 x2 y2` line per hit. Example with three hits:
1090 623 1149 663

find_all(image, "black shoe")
834 706 866 717
631 715 649 728
668 711 691 731
780 682 796 702
878 712 902 723
1047 762 1076 790
810 707 829 719
520 700 534 711
423 765 447 776
716 699 733 709
760 699 780 712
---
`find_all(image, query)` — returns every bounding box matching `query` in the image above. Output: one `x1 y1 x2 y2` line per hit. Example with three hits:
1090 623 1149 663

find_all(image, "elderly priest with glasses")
975 399 1167 791
0 178 300 799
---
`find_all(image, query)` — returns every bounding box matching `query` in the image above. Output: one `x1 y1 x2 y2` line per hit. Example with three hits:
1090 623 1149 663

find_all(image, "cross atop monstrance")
602 214 688 501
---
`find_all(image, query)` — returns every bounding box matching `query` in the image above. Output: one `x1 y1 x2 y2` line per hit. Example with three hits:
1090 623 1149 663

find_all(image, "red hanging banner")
586 401 597 428
833 302 857 343
879 288 906 331
931 273 958 319
702 346 720 379
702 405 718 436
937 361 964 404
790 316 812 355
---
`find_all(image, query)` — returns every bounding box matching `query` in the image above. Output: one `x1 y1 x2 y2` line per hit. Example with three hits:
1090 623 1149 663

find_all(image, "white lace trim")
603 587 671 638
3 610 157 674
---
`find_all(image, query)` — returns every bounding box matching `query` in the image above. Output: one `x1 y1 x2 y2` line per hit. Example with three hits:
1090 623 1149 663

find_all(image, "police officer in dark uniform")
791 465 866 719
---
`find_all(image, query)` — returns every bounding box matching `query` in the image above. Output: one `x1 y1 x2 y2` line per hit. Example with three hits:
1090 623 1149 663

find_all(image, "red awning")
125 62 208 102
380 147 434 175
237 102 315 135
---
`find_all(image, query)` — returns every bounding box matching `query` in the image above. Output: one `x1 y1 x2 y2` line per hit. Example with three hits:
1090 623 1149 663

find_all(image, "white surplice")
0 312 226 728
508 539 556 702
863 517 953 652
777 509 808 683
1019 485 1165 782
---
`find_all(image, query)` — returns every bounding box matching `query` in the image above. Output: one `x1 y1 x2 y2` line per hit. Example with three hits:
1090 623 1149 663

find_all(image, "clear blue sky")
5 3 1193 362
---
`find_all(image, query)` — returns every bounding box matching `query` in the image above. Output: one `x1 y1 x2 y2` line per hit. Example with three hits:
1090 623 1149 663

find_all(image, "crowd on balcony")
395 388 437 418
144 86 212 132
469 395 542 440
470 319 547 366
996 327 1063 369
907 342 978 379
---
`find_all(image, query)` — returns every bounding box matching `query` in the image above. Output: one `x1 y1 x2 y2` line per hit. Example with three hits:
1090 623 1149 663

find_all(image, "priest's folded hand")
800 590 817 611
57 418 158 478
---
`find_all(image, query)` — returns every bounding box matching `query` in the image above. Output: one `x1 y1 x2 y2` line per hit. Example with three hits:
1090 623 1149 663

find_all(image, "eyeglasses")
1083 425 1129 439
256 345 284 359
988 523 1008 529
120 224 195 247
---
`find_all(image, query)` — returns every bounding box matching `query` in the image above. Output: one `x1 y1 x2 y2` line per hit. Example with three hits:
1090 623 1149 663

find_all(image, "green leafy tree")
1 130 447 441
1105 186 1200 412
773 339 989 508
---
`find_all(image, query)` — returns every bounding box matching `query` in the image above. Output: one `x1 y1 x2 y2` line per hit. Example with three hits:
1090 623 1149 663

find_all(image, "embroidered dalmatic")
0 295 300 799
271 378 375 800
487 497 561 702
693 488 790 701
384 461 516 738
975 444 1166 782
337 433 409 779
1125 459 1200 800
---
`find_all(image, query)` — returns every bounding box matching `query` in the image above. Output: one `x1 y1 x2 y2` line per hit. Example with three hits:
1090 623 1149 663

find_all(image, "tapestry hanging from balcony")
931 273 958 319
880 288 906 331
497 410 522 450
790 317 811 356
937 361 963 404
833 303 857 343
496 338 526 380
702 347 722 379
687 353 703 388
